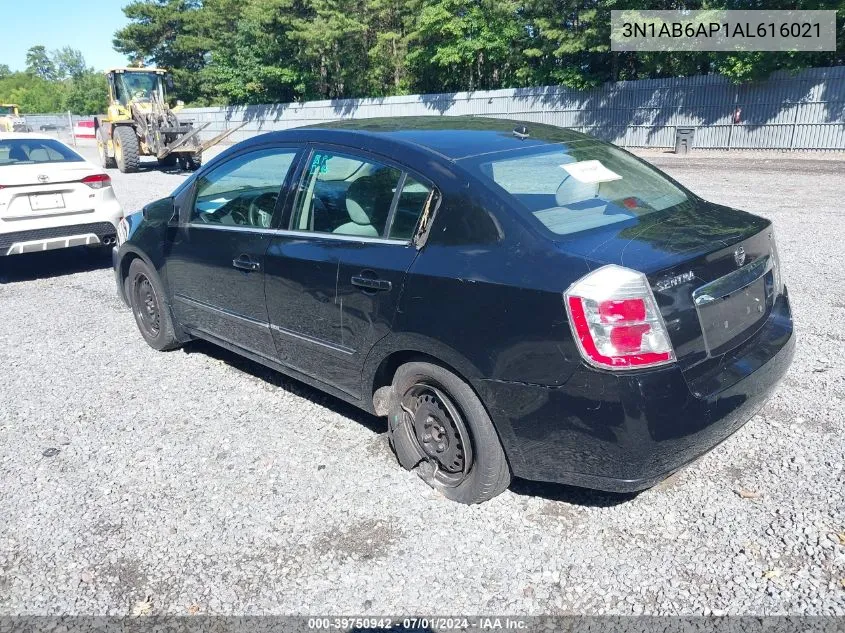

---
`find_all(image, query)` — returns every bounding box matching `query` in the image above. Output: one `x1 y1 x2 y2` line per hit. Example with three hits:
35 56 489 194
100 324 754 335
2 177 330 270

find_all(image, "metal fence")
178 65 845 151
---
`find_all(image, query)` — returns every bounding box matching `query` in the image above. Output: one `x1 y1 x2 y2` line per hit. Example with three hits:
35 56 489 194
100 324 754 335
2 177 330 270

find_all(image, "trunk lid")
557 199 780 373
0 163 101 220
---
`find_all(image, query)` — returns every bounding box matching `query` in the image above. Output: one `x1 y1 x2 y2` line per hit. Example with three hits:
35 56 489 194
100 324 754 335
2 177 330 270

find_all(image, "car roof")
254 116 594 161
0 133 58 141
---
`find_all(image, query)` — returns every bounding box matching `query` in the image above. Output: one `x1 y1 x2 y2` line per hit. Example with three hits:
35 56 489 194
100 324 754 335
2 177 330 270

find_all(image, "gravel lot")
0 143 843 617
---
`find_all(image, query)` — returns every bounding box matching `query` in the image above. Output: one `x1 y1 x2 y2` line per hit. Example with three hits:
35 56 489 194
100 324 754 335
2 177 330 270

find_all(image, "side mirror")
142 196 179 226
168 205 181 227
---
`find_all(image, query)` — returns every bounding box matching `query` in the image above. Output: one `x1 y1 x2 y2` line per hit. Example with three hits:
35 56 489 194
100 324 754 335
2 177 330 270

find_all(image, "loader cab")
106 68 168 107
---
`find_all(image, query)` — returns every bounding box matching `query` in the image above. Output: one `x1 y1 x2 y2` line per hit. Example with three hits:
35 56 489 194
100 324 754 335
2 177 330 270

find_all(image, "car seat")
8 145 29 162
334 174 393 237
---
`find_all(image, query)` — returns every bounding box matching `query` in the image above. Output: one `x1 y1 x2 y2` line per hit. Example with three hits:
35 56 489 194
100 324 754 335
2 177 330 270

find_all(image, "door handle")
232 254 261 272
351 275 391 292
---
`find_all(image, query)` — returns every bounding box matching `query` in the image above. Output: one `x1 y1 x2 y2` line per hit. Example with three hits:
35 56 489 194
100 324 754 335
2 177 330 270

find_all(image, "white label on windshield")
561 160 622 184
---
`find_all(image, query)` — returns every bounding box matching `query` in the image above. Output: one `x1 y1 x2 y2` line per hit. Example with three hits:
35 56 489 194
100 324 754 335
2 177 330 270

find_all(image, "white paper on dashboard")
561 160 622 184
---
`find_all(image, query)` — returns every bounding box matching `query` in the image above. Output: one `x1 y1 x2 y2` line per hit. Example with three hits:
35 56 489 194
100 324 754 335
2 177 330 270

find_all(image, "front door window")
192 149 296 229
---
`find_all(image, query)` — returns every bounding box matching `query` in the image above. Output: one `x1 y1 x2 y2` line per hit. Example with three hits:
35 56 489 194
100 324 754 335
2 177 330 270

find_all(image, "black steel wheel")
401 383 474 488
388 361 511 504
134 274 160 337
126 258 180 351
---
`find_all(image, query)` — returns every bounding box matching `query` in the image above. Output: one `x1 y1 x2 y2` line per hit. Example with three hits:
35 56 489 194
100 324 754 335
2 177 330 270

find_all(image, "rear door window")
291 150 402 238
389 175 434 240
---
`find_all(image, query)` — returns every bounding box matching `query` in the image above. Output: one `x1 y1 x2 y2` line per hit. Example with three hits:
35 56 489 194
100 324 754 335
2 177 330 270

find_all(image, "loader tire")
114 126 140 174
97 129 116 169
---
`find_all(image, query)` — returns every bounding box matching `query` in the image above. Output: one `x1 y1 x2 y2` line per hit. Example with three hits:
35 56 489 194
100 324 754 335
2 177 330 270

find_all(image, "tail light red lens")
81 174 111 189
565 265 675 370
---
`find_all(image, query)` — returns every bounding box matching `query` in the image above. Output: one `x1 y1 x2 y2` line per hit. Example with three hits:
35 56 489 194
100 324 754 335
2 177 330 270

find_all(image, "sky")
1 0 130 72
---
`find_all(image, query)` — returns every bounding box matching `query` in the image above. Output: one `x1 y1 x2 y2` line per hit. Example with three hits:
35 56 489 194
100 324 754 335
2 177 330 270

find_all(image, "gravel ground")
0 143 843 617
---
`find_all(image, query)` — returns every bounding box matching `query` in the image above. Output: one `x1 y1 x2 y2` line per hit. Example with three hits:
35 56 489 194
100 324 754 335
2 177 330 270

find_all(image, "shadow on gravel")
182 339 387 435
181 340 643 506
509 478 639 507
0 247 113 283
129 160 197 176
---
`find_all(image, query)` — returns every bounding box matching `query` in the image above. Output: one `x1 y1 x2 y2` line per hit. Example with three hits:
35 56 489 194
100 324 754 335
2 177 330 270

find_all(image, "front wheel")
113 126 140 173
388 361 511 504
126 258 180 351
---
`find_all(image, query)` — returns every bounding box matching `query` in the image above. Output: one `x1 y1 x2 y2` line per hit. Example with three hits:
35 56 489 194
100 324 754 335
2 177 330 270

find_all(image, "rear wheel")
388 361 511 504
177 153 202 171
126 259 180 351
97 129 116 169
114 126 140 173
159 154 177 169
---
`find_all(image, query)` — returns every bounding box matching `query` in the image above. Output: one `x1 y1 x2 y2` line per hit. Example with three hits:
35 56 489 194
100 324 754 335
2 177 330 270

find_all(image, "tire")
126 258 180 351
113 126 140 173
97 129 116 169
186 153 202 171
388 361 511 504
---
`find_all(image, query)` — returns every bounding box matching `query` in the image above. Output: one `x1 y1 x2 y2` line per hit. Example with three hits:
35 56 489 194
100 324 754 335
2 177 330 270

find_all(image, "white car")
0 133 123 255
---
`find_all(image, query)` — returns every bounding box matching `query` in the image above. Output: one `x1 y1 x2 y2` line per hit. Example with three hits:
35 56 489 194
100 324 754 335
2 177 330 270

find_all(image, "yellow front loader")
0 104 29 132
94 68 242 173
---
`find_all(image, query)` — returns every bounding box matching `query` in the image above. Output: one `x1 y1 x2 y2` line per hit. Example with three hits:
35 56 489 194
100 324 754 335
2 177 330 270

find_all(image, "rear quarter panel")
385 182 591 470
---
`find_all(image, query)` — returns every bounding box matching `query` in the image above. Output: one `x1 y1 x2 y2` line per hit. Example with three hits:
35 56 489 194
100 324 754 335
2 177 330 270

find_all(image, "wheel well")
371 350 469 402
118 253 140 301
370 349 516 475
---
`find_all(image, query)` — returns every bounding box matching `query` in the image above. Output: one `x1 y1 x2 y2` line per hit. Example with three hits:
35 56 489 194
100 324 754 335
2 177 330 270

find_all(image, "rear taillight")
81 174 111 189
564 265 675 370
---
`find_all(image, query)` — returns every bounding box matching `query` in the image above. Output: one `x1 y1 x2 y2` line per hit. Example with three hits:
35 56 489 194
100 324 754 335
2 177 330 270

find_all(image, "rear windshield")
0 139 84 166
464 142 689 237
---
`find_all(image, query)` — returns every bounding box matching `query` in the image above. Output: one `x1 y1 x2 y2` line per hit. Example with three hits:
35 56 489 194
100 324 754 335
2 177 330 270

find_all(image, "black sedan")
113 117 794 504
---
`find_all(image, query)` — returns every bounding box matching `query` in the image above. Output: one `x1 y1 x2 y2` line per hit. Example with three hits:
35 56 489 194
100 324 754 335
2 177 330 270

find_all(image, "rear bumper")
0 220 120 255
477 293 795 492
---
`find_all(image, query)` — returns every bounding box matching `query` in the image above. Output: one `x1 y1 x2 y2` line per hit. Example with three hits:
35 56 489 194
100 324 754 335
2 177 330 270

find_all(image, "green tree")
113 0 210 103
406 0 522 93
0 72 64 112
113 0 845 104
25 45 57 80
52 47 88 80
0 64 11 79
366 0 421 95
288 0 371 98
202 0 303 104
63 72 109 114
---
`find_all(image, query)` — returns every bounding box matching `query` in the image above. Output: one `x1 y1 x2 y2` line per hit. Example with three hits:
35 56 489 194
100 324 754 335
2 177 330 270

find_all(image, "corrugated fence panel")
171 65 845 151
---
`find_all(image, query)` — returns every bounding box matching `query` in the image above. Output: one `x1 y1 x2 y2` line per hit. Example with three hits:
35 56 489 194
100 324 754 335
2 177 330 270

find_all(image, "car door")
264 147 438 398
166 146 300 361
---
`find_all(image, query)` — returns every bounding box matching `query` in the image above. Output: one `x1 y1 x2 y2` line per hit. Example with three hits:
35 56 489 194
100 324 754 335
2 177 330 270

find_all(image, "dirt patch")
311 518 400 563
